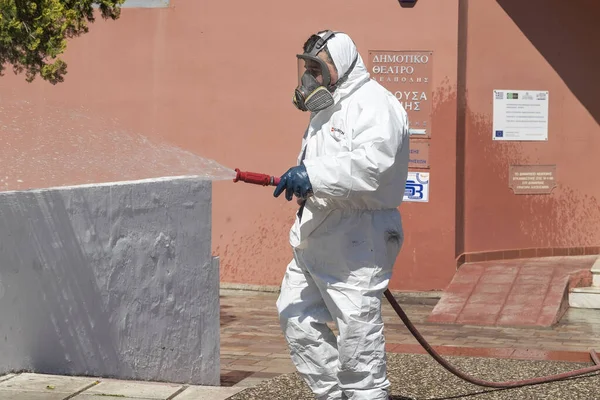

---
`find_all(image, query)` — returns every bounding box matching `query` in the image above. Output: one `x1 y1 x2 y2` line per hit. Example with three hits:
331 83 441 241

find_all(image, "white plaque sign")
493 90 549 141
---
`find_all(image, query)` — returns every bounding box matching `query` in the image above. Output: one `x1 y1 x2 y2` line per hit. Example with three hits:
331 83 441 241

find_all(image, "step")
592 257 600 287
569 286 600 309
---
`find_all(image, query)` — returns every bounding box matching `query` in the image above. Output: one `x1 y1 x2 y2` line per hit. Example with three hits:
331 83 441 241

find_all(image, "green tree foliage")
0 0 125 84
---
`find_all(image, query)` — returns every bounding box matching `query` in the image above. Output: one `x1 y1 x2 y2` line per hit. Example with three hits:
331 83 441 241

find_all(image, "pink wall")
462 0 600 253
0 0 460 291
1 0 597 292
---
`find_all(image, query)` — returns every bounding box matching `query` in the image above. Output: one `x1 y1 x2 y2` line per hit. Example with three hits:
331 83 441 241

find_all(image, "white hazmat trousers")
277 32 410 400
277 209 403 400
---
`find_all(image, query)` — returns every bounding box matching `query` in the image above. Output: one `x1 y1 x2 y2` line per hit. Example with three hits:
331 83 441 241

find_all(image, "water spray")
233 168 600 389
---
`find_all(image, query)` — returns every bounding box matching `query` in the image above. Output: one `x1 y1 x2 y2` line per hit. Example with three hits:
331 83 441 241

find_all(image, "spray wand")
233 168 600 389
233 168 280 187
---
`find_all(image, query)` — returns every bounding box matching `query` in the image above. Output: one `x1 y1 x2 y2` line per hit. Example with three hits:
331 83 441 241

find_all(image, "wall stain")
464 94 600 251
390 80 460 291
215 213 295 286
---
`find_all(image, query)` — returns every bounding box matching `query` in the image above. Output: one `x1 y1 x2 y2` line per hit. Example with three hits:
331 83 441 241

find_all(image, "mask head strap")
331 54 358 90
306 30 335 58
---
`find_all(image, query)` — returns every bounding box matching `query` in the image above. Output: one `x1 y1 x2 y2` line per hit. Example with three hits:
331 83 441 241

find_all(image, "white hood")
319 31 371 104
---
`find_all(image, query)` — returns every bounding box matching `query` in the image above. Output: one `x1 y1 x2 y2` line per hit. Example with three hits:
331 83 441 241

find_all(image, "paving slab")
80 379 183 399
0 374 16 383
228 352 600 400
174 385 246 400
0 372 97 393
0 390 70 400
74 395 157 400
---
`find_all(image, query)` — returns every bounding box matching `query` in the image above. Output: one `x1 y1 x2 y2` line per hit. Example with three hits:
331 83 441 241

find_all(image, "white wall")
0 176 219 385
121 0 170 7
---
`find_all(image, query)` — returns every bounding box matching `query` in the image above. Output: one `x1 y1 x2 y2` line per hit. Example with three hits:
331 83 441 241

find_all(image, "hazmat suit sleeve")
302 102 407 199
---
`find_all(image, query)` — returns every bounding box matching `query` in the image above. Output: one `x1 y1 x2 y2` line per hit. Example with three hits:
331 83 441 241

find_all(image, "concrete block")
0 177 219 385
569 287 600 309
592 257 600 287
591 256 600 273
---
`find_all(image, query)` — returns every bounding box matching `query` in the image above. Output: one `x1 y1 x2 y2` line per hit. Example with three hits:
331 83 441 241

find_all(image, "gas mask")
293 31 359 113
293 66 335 112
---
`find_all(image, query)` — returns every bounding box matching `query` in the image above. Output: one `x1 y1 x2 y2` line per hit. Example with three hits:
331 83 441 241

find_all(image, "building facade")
1 0 598 291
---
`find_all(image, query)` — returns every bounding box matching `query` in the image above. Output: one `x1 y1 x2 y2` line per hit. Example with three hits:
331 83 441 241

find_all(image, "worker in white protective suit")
273 30 410 400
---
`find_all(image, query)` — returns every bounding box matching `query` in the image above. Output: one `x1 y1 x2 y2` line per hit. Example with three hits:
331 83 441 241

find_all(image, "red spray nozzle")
233 169 280 186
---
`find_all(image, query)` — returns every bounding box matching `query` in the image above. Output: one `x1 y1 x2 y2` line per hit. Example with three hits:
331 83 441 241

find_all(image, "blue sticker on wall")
404 172 430 202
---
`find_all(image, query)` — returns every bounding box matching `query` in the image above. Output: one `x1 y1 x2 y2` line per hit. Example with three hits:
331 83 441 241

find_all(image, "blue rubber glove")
273 164 313 201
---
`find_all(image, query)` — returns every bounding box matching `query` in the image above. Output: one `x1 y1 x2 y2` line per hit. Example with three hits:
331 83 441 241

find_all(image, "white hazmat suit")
276 32 410 400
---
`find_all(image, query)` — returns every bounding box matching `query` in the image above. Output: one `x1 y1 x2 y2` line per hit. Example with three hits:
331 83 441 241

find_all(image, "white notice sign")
493 90 549 141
